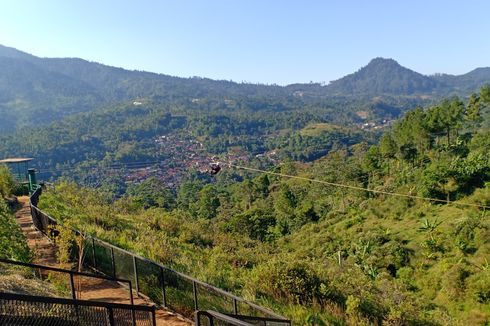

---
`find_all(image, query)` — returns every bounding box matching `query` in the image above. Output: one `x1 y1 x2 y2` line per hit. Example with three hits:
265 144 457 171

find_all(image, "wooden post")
92 238 97 269
160 266 167 307
110 247 116 279
133 256 140 295
193 281 198 311
69 272 76 300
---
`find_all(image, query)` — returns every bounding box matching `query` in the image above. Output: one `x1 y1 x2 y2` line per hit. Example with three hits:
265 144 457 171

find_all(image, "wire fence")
29 186 291 324
195 311 293 326
0 258 134 304
0 292 156 326
195 310 254 326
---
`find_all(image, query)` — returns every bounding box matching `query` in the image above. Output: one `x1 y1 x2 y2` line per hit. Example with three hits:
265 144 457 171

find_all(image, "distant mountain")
0 44 489 133
431 67 490 92
0 44 290 132
0 44 288 101
325 58 441 95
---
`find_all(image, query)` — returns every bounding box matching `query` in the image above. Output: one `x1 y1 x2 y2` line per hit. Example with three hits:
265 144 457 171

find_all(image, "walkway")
14 196 190 326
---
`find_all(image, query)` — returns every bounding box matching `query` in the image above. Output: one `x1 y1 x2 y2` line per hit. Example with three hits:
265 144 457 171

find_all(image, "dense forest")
2 44 490 135
0 95 380 188
34 86 490 325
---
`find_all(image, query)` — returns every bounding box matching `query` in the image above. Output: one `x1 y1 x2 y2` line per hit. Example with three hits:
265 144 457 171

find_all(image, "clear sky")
1 0 489 85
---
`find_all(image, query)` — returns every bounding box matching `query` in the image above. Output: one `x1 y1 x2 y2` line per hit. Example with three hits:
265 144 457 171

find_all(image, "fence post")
92 238 97 269
193 281 198 311
108 307 115 326
111 247 116 279
233 298 238 315
70 272 81 323
160 266 167 307
69 272 76 300
127 281 134 305
133 256 140 295
151 306 157 326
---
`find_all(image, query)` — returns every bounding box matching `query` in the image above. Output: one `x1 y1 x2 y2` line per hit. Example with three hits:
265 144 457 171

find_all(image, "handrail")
0 257 131 284
85 233 285 319
195 310 254 326
0 291 156 326
227 314 293 325
28 185 290 323
0 257 134 305
0 291 154 311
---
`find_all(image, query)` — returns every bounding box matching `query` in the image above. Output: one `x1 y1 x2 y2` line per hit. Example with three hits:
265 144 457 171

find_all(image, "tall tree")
466 93 483 124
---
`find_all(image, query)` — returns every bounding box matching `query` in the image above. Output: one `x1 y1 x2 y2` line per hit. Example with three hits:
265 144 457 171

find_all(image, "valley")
0 44 490 325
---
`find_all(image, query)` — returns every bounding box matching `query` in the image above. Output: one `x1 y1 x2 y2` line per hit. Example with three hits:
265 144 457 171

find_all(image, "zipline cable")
32 159 490 210
225 163 490 210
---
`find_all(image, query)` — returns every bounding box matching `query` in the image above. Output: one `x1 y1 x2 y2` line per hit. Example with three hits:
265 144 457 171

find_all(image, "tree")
379 133 397 159
466 93 483 124
197 185 220 219
229 208 275 241
252 174 270 199
177 181 203 211
427 98 464 145
393 107 430 156
126 177 175 210
273 184 297 234
481 84 490 105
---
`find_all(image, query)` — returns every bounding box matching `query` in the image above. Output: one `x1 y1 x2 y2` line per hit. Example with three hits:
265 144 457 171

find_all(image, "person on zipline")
210 162 221 175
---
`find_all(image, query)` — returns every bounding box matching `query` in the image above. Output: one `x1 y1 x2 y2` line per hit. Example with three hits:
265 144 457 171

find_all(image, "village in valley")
123 134 256 188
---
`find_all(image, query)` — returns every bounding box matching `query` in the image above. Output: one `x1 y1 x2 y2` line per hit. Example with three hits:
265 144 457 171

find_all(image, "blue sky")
1 0 489 85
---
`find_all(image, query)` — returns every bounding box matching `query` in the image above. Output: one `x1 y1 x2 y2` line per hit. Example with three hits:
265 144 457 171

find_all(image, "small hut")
0 157 36 192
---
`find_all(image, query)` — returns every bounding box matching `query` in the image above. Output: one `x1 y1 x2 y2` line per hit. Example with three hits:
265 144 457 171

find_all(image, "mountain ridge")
0 44 489 132
325 57 442 95
2 44 489 91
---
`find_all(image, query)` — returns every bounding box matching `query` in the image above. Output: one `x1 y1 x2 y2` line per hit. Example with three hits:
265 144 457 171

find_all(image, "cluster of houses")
355 119 393 131
123 134 254 188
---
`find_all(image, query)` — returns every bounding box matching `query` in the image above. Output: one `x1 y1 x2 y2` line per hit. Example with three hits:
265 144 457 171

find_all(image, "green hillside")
37 86 490 325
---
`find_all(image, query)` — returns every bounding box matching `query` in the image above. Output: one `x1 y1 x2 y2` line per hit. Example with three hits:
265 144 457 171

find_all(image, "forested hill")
326 58 441 95
0 44 288 132
1 44 490 133
36 86 490 325
432 67 490 92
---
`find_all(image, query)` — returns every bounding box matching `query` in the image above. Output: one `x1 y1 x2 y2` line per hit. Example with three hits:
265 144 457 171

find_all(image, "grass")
0 264 61 297
299 123 345 137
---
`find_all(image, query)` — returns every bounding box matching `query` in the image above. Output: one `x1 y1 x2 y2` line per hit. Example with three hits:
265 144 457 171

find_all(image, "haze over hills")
0 44 489 133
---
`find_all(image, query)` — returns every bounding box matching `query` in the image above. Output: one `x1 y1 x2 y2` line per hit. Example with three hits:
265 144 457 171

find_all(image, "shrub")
0 165 15 198
250 260 330 305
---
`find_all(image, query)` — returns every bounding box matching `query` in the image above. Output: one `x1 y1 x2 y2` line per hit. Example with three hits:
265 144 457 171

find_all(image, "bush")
0 201 32 262
250 260 330 305
466 271 490 304
0 165 15 198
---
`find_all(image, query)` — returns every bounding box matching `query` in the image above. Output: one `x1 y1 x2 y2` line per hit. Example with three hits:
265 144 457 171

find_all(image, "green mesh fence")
135 258 163 306
196 283 235 314
92 240 114 277
113 249 136 289
162 268 195 319
83 238 94 270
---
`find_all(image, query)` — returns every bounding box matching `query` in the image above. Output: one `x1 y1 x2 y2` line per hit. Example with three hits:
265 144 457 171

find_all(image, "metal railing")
29 186 291 324
0 258 134 304
0 292 156 326
195 310 254 326
195 310 292 326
